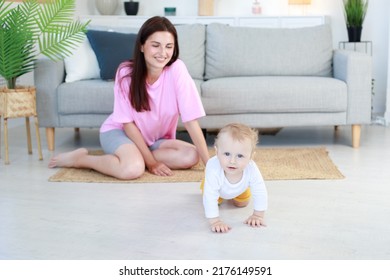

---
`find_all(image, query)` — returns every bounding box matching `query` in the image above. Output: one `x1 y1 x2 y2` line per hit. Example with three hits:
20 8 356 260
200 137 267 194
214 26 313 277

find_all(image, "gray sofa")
34 23 372 150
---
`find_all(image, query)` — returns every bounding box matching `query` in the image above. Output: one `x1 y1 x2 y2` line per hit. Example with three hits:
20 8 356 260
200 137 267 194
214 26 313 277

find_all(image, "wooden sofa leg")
46 127 55 151
352 124 361 148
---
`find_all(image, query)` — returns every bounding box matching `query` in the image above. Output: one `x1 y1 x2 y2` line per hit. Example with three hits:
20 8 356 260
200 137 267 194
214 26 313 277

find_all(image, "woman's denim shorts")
100 129 165 155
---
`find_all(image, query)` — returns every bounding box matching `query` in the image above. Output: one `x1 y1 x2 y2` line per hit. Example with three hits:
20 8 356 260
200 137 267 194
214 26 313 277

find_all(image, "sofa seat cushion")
58 80 114 115
205 23 333 79
201 76 347 115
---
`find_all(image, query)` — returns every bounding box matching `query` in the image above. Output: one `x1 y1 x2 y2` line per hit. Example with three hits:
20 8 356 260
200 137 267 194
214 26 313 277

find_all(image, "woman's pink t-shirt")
100 59 205 146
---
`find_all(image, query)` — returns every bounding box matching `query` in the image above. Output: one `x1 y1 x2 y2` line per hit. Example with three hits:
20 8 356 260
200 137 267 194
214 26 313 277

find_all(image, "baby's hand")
244 214 267 228
210 219 231 233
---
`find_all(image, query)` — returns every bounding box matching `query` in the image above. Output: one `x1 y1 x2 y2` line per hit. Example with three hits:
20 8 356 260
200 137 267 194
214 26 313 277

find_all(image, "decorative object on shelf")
124 0 139 16
198 0 214 16
252 0 262 15
343 0 368 42
164 7 176 16
288 0 311 15
95 0 118 15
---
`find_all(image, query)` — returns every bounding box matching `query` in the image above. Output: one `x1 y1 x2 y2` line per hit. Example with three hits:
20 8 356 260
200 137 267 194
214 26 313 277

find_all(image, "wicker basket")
0 86 42 164
0 87 37 119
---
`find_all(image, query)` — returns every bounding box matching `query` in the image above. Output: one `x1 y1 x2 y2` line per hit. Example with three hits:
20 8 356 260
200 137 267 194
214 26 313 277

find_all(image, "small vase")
124 1 139 16
95 0 118 15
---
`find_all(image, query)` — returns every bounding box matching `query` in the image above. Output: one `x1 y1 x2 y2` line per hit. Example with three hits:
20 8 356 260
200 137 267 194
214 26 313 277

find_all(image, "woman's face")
141 31 175 72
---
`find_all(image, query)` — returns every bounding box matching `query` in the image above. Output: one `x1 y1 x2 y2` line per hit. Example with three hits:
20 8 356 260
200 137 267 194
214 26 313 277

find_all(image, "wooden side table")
0 87 43 164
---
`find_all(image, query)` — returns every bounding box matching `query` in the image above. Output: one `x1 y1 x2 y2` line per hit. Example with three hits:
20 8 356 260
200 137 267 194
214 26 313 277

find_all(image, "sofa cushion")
201 76 347 114
64 38 100 83
175 24 206 80
57 80 115 115
87 30 137 80
205 24 333 79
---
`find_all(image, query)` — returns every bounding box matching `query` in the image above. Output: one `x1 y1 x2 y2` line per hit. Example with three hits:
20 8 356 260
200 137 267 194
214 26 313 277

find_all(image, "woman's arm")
184 119 209 165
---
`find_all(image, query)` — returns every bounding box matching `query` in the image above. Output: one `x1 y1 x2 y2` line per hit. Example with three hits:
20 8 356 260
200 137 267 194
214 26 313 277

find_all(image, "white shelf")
78 15 329 29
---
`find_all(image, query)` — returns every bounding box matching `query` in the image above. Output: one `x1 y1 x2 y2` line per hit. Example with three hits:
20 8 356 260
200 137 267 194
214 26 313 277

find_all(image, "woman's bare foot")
48 148 88 168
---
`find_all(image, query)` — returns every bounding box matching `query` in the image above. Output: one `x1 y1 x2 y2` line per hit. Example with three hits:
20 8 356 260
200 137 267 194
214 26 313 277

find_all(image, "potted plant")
0 0 89 164
343 0 368 42
0 0 89 89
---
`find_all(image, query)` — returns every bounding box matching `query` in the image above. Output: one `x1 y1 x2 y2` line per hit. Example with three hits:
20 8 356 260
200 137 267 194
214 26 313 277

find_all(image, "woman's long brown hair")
118 16 179 112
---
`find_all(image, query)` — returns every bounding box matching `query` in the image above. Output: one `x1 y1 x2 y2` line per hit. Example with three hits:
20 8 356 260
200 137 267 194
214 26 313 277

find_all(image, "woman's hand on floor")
147 162 173 176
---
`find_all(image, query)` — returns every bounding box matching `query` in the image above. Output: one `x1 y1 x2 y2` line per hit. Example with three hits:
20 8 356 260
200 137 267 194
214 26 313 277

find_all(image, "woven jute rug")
48 147 344 183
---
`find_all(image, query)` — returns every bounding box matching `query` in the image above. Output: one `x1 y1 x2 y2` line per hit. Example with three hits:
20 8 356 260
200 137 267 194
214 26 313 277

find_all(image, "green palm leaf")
37 0 80 32
39 21 88 61
0 4 36 81
0 0 89 88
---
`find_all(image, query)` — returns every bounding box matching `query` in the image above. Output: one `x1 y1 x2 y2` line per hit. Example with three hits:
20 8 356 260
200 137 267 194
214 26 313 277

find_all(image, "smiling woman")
48 16 210 181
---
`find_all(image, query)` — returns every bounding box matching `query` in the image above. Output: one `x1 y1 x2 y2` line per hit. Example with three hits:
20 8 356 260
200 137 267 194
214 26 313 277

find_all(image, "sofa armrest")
34 58 65 127
333 50 372 124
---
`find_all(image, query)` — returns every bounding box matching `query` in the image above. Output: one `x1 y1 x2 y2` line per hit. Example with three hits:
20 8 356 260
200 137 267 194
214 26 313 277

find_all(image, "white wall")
17 0 388 119
386 14 390 124
363 0 389 123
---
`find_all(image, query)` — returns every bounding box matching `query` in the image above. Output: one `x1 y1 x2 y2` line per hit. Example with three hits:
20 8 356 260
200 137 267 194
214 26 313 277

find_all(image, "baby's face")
216 133 252 177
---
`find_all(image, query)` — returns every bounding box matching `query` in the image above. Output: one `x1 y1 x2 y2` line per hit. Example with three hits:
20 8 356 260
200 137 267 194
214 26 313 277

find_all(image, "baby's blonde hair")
215 123 259 153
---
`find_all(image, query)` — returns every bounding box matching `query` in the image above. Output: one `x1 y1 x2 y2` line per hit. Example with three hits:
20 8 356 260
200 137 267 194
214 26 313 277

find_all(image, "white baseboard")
371 114 387 126
384 110 390 126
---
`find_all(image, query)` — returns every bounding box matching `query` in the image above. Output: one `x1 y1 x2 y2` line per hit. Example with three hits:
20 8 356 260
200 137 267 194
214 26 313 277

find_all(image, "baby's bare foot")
48 148 88 168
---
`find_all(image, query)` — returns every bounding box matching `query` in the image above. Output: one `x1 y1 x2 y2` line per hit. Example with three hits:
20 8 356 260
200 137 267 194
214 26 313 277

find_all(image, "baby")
202 123 268 233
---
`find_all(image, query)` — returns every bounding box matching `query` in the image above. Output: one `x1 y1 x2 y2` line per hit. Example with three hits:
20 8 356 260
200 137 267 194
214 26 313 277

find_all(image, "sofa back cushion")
87 30 137 80
176 24 206 80
205 23 333 79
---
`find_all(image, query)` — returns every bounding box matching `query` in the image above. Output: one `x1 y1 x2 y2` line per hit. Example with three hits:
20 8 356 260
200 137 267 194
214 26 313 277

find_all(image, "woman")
49 16 209 179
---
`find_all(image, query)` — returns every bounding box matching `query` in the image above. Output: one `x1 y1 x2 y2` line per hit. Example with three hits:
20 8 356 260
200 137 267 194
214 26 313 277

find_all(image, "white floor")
1 122 390 260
